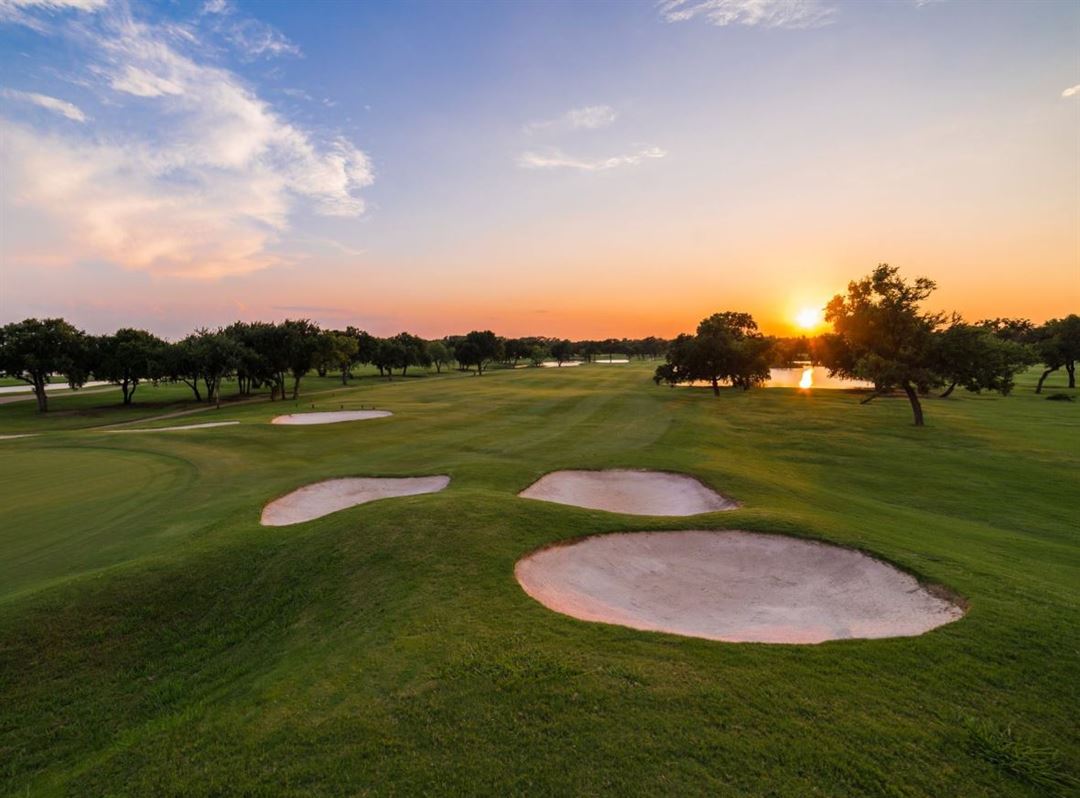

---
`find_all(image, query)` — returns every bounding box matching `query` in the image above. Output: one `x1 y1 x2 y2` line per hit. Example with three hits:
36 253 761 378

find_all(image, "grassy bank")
0 362 1076 796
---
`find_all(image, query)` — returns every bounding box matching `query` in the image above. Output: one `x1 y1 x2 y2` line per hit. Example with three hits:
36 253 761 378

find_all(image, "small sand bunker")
261 475 450 526
0 434 37 440
519 469 735 516
516 531 964 644
109 422 239 433
271 410 392 425
594 359 630 364
541 361 581 368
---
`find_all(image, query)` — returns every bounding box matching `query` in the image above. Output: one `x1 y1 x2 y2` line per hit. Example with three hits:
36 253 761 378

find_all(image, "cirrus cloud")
518 146 667 171
657 0 834 29
0 88 86 121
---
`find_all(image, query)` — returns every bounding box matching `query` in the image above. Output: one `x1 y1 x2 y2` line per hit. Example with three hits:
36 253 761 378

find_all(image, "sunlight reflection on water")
674 367 872 390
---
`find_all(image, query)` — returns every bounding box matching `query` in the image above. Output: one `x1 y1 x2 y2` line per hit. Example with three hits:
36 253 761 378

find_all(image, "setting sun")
795 307 823 330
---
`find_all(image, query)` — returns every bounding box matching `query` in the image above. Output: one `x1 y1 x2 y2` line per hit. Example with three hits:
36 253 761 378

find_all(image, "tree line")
654 264 1078 426
0 319 670 412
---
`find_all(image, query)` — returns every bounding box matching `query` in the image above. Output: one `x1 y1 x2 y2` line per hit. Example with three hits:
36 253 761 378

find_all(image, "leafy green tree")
504 338 532 366
0 318 90 412
392 332 430 376
94 328 166 405
549 339 573 366
163 337 204 401
282 319 321 398
655 312 772 395
454 330 502 375
528 344 548 367
824 264 944 426
933 320 1034 398
372 337 406 379
1032 315 1080 393
427 340 452 373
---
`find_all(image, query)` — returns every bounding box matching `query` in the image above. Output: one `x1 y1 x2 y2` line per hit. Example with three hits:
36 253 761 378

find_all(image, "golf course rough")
519 469 736 515
515 530 966 644
261 475 451 525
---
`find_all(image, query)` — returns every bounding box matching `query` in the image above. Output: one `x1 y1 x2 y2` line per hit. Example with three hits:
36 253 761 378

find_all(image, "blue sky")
1 0 1077 337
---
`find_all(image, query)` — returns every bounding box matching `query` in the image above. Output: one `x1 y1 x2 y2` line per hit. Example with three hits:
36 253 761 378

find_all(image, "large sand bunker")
271 410 392 425
519 469 735 516
261 475 450 526
516 531 964 644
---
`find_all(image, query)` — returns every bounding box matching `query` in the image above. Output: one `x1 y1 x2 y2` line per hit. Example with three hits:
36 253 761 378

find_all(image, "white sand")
0 434 37 440
516 530 964 644
541 361 581 368
594 359 630 364
261 475 450 526
108 421 239 433
271 410 393 425
519 469 735 516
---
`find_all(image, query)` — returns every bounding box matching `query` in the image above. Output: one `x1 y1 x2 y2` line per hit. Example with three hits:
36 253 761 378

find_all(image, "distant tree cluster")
652 264 1075 426
0 316 672 413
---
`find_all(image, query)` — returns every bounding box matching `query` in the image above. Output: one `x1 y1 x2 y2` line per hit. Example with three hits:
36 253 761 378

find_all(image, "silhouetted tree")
95 328 166 405
0 318 90 412
454 330 502 374
824 264 943 426
1033 315 1080 393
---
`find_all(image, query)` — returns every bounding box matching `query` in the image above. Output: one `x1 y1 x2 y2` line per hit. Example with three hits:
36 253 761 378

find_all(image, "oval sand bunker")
271 410 392 425
516 531 964 644
261 475 449 526
519 469 735 516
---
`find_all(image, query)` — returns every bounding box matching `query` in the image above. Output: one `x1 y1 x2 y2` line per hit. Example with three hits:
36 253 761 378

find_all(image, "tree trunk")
1035 366 1058 394
939 382 957 399
292 375 301 400
1067 362 1076 389
340 371 348 385
902 382 924 426
34 376 48 413
711 377 720 397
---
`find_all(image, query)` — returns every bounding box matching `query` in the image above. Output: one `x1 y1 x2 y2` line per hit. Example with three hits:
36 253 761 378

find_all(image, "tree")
348 328 381 372
504 338 532 366
1032 315 1080 393
391 332 430 376
282 319 321 399
428 340 452 373
454 330 502 375
321 332 359 385
0 318 90 412
95 328 166 405
824 264 944 426
528 344 548 367
933 319 1033 398
372 337 406 379
163 337 204 401
654 312 772 395
549 339 573 366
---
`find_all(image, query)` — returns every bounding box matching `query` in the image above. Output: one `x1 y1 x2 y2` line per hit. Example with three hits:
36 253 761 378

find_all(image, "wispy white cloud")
196 0 300 59
657 0 834 29
0 87 86 120
0 0 105 30
1062 84 1080 98
526 104 617 133
518 146 667 171
0 3 372 278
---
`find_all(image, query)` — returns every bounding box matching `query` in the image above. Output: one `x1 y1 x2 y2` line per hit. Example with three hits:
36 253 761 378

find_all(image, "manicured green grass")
0 363 1076 796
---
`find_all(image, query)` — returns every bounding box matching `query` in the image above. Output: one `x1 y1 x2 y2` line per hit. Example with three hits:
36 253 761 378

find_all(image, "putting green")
0 447 195 600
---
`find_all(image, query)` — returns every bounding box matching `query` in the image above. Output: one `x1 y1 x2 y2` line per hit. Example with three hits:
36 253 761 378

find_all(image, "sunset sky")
1 0 1077 339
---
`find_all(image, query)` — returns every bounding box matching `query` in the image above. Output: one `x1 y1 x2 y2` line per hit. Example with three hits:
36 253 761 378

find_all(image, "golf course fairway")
0 363 1076 796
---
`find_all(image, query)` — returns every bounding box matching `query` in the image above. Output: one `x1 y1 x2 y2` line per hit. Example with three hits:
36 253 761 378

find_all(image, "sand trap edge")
513 529 967 645
517 468 741 515
260 474 451 526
